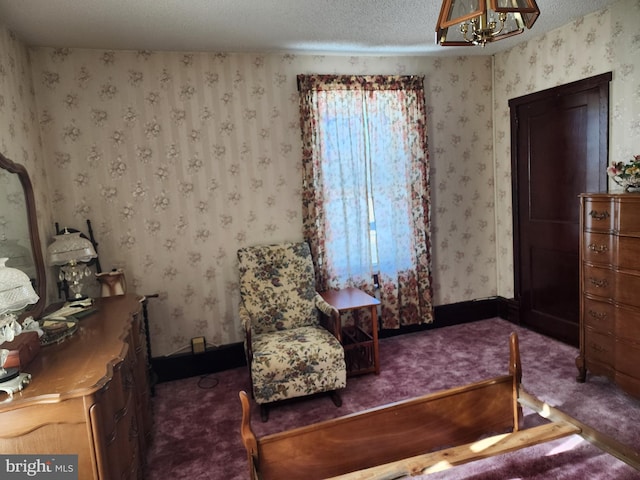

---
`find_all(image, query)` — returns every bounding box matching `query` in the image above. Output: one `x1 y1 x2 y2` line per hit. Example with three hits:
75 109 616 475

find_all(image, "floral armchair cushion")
238 242 346 405
250 325 346 404
238 242 320 335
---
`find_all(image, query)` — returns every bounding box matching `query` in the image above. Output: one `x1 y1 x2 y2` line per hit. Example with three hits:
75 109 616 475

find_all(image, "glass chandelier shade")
436 0 539 47
48 231 97 266
0 257 39 344
0 257 39 316
47 231 98 300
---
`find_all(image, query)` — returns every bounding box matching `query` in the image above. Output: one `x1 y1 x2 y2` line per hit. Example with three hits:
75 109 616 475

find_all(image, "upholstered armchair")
237 242 346 421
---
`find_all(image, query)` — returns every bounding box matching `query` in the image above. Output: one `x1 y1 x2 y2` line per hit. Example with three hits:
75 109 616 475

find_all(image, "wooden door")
509 73 611 346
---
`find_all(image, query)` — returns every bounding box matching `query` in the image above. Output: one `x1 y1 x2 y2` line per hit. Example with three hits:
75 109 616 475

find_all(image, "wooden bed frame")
239 333 640 479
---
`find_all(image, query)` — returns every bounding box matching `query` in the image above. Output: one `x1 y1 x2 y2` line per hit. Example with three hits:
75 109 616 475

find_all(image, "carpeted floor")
146 318 640 479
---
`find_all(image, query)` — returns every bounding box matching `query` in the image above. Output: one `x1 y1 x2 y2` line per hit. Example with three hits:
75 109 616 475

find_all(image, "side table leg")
371 305 380 375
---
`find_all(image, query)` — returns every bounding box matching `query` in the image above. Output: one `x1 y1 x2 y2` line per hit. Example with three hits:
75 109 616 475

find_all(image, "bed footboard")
240 332 640 479
240 333 524 480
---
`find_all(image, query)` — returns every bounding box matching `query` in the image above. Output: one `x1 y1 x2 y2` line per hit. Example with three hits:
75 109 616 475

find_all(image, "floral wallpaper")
0 166 32 273
493 0 640 297
0 28 54 299
0 0 634 357
26 50 494 356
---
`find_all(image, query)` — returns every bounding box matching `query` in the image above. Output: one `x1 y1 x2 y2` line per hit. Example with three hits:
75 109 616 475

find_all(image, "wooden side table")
320 287 380 376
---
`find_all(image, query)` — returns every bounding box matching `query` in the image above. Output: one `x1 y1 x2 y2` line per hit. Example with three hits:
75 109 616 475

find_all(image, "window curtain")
298 75 433 329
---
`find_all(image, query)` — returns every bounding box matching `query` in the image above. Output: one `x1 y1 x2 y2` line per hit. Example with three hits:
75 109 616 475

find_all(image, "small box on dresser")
577 193 640 399
1 331 40 370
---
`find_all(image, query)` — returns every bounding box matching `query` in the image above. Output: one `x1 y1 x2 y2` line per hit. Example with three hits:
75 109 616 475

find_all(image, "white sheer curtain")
299 75 434 329
317 89 373 286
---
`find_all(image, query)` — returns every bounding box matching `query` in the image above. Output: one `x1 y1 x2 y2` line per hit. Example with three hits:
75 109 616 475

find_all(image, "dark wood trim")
498 296 520 324
508 72 611 346
379 297 501 339
153 297 519 383
151 342 246 383
508 72 612 303
507 72 612 109
0 153 47 320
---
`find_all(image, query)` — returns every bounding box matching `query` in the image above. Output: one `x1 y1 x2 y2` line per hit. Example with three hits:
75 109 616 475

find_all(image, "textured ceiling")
0 0 620 56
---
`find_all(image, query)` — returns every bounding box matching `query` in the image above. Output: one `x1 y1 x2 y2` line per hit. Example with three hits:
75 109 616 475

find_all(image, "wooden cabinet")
577 193 640 399
0 295 152 479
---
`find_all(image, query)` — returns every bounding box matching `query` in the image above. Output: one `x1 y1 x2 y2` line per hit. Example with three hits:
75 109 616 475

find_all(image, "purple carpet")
145 318 640 479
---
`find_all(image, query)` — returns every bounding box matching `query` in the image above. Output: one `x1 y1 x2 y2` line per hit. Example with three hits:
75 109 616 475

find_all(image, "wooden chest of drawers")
577 193 640 398
0 295 152 479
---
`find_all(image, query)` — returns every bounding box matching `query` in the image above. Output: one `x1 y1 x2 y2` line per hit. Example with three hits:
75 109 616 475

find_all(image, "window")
320 105 414 278
299 74 434 329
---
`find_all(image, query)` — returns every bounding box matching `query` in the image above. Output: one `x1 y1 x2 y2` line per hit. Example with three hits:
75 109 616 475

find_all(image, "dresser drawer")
616 304 640 344
584 328 614 367
617 198 640 235
615 372 640 399
582 297 614 334
583 198 614 232
615 339 640 379
582 264 614 298
582 232 614 266
615 271 640 308
617 236 640 271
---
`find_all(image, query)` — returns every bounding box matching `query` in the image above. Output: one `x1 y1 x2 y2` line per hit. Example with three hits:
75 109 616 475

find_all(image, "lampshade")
0 257 39 315
48 231 97 266
436 0 539 47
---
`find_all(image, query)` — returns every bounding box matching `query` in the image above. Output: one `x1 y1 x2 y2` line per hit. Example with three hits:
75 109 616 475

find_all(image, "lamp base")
0 366 19 383
69 293 89 301
0 372 31 401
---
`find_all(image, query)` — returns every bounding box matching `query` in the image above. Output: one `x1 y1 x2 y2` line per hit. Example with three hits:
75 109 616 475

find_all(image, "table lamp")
48 230 97 300
0 257 39 397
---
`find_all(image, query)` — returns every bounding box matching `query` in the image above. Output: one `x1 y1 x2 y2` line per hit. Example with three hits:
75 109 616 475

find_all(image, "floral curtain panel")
298 75 433 329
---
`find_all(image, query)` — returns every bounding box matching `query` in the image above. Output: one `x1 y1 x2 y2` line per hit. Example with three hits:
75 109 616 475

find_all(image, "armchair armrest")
239 303 253 363
314 293 341 342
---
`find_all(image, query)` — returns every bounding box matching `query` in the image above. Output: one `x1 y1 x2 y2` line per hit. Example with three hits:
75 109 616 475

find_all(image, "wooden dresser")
577 193 640 399
0 294 153 479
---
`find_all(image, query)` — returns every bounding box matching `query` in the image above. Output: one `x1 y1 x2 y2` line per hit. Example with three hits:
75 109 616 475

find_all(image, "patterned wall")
493 0 640 297
0 28 54 299
1 0 634 356
26 50 495 356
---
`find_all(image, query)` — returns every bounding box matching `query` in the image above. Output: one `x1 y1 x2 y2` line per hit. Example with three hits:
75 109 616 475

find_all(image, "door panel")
528 101 587 222
530 246 578 321
510 73 611 346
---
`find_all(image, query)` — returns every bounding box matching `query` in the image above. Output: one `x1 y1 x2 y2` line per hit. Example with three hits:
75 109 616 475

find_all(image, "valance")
297 74 425 92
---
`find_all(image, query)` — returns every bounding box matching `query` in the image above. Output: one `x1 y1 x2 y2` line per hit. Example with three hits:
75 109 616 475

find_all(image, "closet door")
509 72 611 346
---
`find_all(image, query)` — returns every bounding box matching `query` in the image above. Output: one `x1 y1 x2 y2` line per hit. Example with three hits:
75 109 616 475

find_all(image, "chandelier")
436 0 540 47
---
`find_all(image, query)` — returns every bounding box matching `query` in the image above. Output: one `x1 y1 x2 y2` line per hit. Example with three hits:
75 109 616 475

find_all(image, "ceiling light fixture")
436 0 540 47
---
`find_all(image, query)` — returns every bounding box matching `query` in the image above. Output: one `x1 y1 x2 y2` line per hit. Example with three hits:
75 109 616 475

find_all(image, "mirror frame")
0 152 47 319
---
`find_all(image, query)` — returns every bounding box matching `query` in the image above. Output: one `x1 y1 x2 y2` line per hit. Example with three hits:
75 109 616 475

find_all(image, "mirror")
0 153 46 319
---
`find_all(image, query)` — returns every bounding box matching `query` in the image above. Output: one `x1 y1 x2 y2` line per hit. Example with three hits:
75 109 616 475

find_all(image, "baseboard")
152 296 515 383
498 296 520 324
151 342 246 383
379 296 508 338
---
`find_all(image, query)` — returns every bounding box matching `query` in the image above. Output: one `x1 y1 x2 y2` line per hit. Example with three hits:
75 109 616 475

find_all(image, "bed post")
509 333 523 431
239 391 260 480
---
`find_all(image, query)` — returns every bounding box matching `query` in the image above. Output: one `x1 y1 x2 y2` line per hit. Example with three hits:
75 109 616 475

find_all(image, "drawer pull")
588 277 609 288
588 244 608 253
589 210 610 221
588 309 607 321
